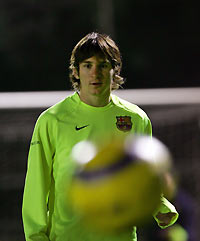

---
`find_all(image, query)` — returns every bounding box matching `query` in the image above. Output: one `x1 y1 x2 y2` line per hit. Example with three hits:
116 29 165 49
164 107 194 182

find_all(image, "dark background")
0 0 199 92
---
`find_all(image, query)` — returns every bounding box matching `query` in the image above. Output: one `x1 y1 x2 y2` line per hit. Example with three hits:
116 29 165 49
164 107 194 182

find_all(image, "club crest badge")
116 116 132 132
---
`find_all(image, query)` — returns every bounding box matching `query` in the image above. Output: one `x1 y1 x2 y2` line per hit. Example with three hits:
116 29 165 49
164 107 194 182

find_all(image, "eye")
83 63 92 69
100 63 109 69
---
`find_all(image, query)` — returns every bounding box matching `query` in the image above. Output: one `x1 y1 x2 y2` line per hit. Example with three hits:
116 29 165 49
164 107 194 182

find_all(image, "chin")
91 89 103 95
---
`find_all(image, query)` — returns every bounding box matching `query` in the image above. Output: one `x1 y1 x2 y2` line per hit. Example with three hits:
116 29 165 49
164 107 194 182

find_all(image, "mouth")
90 82 103 86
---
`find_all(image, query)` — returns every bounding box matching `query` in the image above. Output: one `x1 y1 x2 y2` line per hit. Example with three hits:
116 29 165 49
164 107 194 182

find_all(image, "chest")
51 110 143 186
56 111 137 150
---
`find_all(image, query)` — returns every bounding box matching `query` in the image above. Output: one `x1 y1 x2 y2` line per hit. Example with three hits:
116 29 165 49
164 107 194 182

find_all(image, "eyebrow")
82 60 109 64
82 61 92 63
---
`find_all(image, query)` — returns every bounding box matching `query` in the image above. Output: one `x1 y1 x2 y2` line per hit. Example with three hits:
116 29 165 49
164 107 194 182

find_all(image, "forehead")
81 55 110 64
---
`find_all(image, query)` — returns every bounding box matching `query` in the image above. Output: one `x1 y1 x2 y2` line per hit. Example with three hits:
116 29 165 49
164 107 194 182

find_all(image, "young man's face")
77 55 114 100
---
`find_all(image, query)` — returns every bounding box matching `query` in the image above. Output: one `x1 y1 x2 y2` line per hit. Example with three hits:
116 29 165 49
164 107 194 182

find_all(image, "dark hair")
69 32 124 91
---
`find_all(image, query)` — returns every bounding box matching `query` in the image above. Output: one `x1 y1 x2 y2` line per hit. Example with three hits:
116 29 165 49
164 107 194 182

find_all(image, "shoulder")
111 94 152 135
111 94 149 120
36 92 77 124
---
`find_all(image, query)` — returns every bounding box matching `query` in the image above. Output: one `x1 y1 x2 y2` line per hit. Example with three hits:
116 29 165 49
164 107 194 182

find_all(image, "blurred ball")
68 135 174 233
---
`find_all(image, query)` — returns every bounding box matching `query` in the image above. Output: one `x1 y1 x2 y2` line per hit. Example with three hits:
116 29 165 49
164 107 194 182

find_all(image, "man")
22 32 178 241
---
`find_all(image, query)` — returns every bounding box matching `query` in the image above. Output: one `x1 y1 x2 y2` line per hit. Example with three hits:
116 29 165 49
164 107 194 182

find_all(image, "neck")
78 93 111 107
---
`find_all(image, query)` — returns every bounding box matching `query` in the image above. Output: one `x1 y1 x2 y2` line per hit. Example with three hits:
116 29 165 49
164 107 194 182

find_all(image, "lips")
90 82 103 85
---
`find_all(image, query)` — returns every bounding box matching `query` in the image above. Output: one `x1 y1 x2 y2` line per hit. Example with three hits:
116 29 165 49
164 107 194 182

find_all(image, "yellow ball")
68 136 172 233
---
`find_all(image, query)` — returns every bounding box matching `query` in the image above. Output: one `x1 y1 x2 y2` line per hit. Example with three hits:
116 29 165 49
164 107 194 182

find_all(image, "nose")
91 65 100 77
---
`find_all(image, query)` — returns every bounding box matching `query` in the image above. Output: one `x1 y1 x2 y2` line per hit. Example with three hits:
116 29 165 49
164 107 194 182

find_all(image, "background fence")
0 88 200 241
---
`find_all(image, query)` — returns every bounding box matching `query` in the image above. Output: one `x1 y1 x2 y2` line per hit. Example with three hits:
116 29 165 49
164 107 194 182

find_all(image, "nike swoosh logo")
75 125 89 131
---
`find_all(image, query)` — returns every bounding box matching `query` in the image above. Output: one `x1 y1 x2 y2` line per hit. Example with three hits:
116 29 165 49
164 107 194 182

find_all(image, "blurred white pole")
0 88 200 109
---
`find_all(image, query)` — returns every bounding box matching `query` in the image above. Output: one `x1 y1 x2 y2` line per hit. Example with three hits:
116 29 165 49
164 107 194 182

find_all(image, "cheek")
79 71 87 83
80 68 92 78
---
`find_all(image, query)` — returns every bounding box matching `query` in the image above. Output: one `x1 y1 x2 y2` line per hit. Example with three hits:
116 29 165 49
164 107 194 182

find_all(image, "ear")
73 68 79 79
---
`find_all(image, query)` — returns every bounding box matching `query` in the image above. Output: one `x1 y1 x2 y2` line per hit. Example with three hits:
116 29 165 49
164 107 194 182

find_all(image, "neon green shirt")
22 92 178 241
